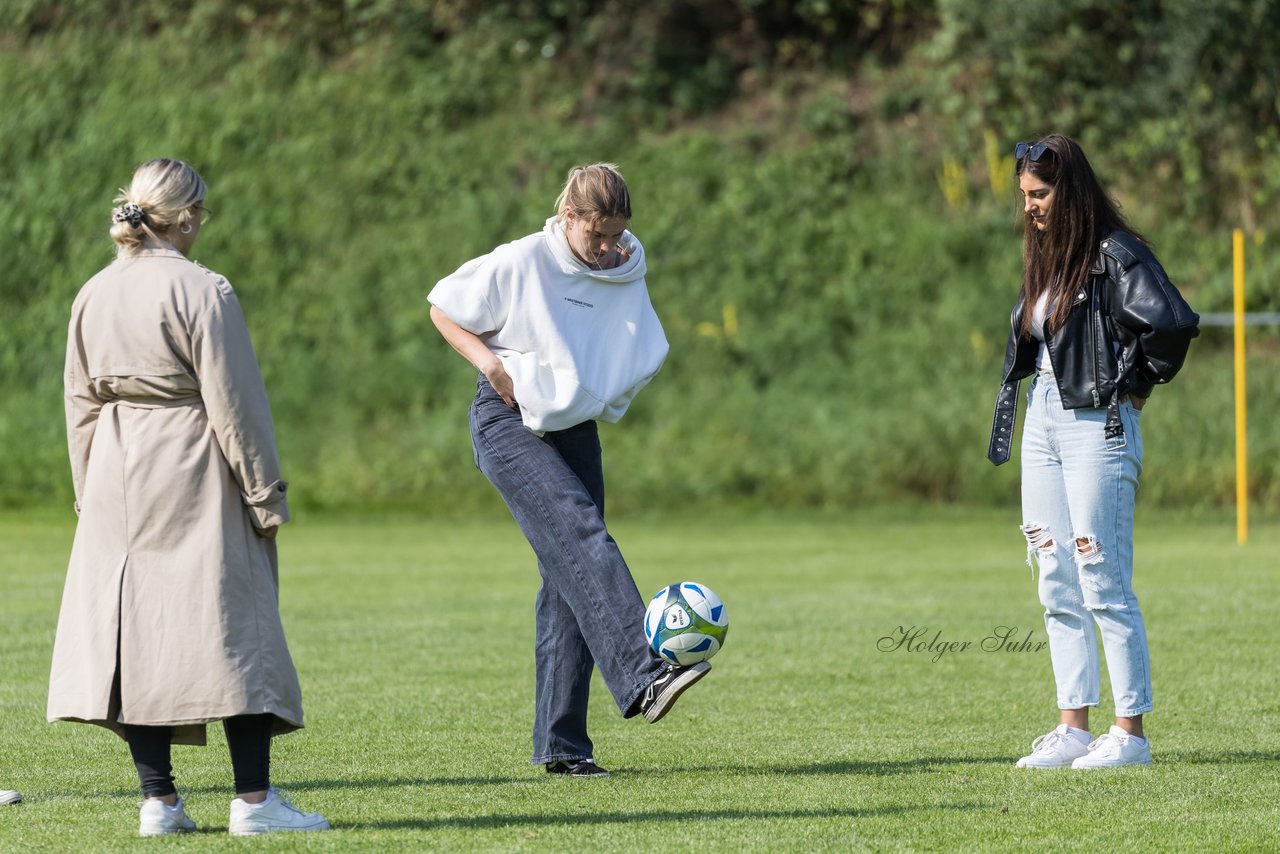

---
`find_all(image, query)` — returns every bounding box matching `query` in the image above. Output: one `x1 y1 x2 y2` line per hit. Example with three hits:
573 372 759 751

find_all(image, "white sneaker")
1071 726 1153 768
0 790 22 805
229 787 330 836
1015 724 1091 769
139 797 197 836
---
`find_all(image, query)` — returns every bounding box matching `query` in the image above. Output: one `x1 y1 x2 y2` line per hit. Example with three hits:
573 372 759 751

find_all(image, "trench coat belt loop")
987 380 1019 466
108 395 204 410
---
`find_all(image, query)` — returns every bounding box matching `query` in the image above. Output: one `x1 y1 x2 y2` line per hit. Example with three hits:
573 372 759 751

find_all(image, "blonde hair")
109 159 207 256
553 163 632 223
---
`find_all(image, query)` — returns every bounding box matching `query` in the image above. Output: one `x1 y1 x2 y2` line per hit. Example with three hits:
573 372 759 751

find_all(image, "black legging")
124 714 274 798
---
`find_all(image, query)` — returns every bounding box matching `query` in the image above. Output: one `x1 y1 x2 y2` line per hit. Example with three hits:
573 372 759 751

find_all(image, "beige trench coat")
48 247 303 745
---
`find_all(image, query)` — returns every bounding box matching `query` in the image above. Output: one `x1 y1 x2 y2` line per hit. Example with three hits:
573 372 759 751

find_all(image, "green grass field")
2 507 1277 851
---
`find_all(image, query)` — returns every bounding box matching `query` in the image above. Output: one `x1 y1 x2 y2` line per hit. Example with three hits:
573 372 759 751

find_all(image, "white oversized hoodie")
429 217 669 434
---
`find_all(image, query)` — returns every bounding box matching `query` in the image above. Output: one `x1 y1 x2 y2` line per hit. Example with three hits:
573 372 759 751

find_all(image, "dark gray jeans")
469 377 664 764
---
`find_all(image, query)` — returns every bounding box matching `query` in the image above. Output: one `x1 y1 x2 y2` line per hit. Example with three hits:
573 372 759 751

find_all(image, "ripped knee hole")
1075 535 1105 565
1020 523 1054 550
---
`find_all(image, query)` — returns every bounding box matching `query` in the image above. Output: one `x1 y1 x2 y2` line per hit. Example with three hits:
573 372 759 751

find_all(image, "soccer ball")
643 581 728 666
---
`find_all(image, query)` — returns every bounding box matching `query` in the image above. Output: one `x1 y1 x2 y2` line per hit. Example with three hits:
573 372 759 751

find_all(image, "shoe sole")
229 819 331 836
643 661 711 723
1071 759 1154 769
546 763 610 778
1015 754 1087 769
548 769 611 778
1015 761 1077 769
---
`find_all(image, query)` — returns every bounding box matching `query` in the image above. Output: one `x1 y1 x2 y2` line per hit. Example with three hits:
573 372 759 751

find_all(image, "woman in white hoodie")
429 164 710 777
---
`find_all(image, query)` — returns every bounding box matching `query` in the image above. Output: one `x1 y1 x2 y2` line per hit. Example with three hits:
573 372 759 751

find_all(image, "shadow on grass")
655 756 1020 777
1152 750 1279 765
292 747 1277 792
250 755 1014 796
36 750 1274 803
4 803 991 836
30 755 1009 801
267 754 1018 792
355 802 993 832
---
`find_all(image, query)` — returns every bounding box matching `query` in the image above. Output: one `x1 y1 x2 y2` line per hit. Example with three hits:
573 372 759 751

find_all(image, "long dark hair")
1016 134 1141 338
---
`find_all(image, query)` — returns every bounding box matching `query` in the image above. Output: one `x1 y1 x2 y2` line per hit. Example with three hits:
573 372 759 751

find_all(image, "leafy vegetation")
1 2 1276 512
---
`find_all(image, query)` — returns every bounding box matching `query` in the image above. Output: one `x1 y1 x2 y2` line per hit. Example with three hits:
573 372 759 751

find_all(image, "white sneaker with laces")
1 790 23 805
1071 726 1152 768
1015 724 1091 769
138 797 197 836
229 787 330 836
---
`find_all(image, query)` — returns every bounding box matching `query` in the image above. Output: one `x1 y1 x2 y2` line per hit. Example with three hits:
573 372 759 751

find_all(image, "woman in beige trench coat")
48 159 328 837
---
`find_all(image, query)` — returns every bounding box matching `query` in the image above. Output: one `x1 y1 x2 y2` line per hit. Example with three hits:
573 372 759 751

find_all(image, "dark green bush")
1 2 1276 513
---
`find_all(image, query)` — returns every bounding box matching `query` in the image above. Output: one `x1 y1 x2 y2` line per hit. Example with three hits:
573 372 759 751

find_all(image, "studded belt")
986 380 1019 465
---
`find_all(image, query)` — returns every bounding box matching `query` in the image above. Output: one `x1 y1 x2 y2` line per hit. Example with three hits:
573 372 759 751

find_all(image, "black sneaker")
545 759 610 777
638 661 711 723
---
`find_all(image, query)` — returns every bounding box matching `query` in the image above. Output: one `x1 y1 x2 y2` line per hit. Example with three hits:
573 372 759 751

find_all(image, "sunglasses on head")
1014 141 1050 162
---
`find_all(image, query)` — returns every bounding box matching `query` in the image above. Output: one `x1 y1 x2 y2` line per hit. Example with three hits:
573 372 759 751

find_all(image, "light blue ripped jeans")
1020 373 1152 717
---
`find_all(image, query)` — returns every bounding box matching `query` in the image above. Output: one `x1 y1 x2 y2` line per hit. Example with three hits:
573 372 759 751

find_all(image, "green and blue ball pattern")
644 581 728 665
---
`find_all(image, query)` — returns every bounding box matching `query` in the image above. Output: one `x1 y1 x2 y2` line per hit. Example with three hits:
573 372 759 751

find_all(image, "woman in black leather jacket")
990 134 1197 771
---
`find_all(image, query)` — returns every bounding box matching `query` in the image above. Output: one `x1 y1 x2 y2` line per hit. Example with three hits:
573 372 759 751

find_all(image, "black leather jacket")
987 230 1199 465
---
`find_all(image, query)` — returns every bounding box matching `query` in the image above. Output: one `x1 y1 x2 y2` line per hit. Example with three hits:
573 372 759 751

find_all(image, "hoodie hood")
543 216 646 283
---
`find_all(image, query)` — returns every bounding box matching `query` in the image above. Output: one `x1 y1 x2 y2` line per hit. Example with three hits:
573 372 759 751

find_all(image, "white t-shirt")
429 217 669 434
1030 291 1054 375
